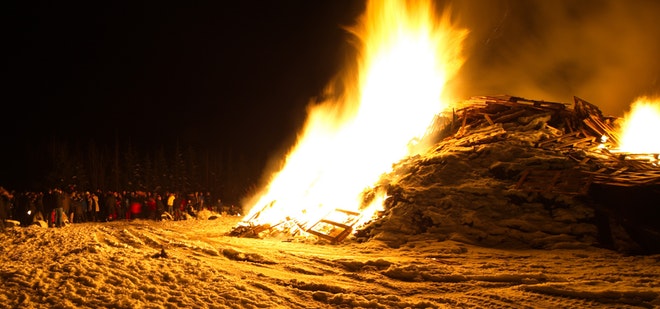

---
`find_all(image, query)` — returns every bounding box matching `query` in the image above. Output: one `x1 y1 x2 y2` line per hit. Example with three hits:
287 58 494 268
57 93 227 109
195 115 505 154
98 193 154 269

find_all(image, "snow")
1 214 658 309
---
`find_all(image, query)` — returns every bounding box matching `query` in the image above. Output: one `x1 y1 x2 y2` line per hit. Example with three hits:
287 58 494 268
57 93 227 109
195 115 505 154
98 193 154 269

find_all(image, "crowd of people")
0 186 242 230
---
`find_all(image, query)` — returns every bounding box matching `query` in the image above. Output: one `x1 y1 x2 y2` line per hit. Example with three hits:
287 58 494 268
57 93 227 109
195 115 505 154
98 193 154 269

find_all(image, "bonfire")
228 1 660 253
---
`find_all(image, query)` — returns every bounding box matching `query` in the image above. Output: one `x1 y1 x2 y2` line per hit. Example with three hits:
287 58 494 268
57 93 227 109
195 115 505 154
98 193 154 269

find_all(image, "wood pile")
435 95 659 191
231 94 658 243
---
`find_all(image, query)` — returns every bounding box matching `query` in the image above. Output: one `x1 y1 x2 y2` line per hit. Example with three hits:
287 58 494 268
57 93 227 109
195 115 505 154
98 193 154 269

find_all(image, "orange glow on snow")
242 0 467 231
617 97 660 154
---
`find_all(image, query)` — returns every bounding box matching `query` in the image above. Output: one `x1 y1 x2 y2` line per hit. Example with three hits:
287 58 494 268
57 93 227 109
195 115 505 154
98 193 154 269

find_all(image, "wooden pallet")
303 209 362 243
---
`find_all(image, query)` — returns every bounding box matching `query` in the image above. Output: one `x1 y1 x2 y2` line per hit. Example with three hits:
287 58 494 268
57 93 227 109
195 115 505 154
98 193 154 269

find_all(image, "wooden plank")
610 167 629 176
484 114 494 126
319 219 352 230
564 117 575 133
515 169 530 189
492 108 527 123
536 131 582 148
554 136 596 149
582 115 620 145
546 171 562 192
455 110 469 137
334 209 361 216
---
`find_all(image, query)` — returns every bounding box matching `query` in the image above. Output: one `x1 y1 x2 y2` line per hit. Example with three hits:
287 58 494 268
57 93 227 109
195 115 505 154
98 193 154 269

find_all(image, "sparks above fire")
229 0 660 242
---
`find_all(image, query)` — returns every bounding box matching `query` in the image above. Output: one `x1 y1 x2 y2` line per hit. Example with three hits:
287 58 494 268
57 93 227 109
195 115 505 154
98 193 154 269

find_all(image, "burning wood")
229 208 363 243
301 209 362 243
230 94 658 242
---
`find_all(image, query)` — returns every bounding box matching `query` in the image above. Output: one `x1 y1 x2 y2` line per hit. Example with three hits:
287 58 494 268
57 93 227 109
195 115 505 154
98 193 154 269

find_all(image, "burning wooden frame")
229 207 363 243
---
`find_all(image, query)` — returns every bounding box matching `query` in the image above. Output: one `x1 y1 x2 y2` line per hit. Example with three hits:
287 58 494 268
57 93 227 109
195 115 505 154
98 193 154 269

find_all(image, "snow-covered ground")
1 213 658 309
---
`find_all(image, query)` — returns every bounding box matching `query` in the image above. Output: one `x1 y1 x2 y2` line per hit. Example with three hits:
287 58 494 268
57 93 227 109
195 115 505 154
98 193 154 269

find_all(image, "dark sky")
7 1 365 147
5 0 660 190
4 1 365 188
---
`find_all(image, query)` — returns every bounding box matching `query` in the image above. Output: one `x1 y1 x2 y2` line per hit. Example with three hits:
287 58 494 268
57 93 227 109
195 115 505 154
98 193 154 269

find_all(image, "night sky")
5 0 660 191
5 1 364 189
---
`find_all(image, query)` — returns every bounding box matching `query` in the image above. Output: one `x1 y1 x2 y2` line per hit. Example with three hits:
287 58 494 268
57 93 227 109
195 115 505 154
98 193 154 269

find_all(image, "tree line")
19 136 264 205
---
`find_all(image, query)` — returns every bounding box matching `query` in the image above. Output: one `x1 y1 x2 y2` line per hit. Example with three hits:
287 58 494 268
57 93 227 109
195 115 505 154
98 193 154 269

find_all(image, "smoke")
446 0 660 116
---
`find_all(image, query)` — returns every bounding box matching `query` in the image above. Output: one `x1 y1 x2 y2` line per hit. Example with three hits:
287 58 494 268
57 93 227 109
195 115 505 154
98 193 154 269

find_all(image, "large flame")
617 96 660 154
242 0 467 230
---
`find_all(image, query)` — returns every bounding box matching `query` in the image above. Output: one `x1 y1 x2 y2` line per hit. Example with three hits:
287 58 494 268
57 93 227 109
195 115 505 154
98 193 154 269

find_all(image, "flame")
617 96 660 154
242 1 467 231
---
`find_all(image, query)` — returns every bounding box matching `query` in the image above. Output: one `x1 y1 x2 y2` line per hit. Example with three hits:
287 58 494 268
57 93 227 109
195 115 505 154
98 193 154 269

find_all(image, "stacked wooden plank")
442 95 659 190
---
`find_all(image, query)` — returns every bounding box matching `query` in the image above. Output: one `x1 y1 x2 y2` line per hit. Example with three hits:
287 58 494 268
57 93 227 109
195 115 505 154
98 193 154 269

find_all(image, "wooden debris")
443 95 659 190
491 108 528 123
483 114 494 126
536 131 598 149
591 170 660 186
228 222 274 238
536 131 582 148
301 209 362 243
440 95 574 137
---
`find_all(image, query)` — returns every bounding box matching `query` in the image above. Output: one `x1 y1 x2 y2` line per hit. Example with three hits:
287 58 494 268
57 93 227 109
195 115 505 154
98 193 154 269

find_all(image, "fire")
241 1 467 234
616 96 660 154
